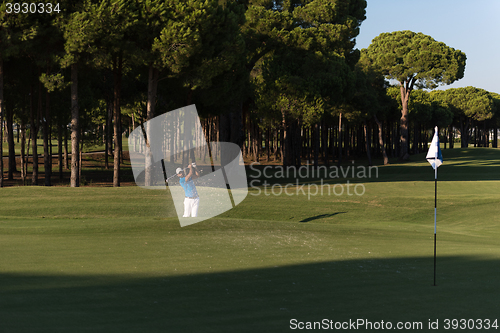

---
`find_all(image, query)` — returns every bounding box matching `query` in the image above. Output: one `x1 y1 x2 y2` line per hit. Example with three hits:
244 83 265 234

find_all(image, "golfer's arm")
185 168 193 181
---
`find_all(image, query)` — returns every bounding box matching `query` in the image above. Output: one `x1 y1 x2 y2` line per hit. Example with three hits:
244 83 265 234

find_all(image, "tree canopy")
2 2 500 188
365 31 466 89
364 30 466 159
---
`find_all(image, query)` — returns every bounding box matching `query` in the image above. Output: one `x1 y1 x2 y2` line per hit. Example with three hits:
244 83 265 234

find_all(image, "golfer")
177 163 200 217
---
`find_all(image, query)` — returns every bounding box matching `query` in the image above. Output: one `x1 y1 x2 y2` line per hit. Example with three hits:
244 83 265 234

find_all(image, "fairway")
1 148 500 332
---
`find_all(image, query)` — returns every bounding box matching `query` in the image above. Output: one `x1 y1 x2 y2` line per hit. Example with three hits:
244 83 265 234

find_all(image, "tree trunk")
330 124 335 161
483 120 490 148
182 90 193 167
399 77 415 160
364 120 372 166
144 64 159 186
58 123 63 180
305 126 310 163
113 55 123 187
460 117 465 148
64 124 69 170
448 125 454 149
246 116 253 159
386 123 390 155
30 84 38 185
44 89 51 186
221 104 244 167
241 105 248 158
171 112 178 164
7 104 16 180
443 127 447 150
118 104 123 165
0 58 5 187
460 116 470 148
20 122 26 184
0 60 3 187
373 115 389 165
493 127 498 148
102 123 105 149
281 110 290 166
313 123 319 167
293 120 302 166
105 96 112 170
231 103 244 148
274 127 279 161
412 122 419 154
400 94 409 159
266 127 270 162
322 118 328 166
372 121 378 156
345 123 350 158
473 124 477 147
79 128 83 184
252 122 259 162
184 111 194 167
219 101 244 150
395 121 400 157
70 63 80 187
337 113 342 166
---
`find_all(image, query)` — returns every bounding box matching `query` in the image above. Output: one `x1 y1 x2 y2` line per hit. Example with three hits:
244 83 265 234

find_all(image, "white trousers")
183 197 200 217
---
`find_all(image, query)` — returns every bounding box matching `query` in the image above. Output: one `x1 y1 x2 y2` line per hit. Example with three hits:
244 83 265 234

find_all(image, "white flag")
426 126 443 169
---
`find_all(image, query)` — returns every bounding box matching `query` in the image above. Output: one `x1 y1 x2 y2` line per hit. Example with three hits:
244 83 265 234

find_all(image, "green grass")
1 148 500 332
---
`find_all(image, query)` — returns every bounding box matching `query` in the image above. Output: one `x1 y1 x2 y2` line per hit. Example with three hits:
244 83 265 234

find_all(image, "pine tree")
251 0 367 166
0 3 40 184
364 31 466 159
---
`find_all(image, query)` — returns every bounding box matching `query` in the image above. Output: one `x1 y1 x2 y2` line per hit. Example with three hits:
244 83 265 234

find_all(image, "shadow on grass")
1 256 499 332
300 212 346 222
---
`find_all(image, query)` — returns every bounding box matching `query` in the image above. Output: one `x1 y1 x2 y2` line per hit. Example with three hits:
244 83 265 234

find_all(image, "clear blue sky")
355 0 500 94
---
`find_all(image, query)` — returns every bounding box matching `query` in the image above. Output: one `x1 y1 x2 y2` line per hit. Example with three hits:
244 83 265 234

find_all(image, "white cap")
176 168 183 174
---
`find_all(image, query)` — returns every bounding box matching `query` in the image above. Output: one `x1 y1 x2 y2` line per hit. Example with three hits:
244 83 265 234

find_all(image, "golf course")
3 0 500 331
1 148 499 332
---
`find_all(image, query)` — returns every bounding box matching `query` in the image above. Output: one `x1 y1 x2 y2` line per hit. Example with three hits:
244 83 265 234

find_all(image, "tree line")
1 1 498 187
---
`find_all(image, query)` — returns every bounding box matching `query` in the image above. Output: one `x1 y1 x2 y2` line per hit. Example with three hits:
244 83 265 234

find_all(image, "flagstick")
427 126 441 286
434 157 437 286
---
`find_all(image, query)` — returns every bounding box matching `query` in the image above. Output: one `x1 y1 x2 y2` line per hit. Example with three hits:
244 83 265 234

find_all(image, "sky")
354 0 500 94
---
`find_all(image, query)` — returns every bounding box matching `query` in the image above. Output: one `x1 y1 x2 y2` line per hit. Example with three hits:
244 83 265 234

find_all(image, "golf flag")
426 127 443 169
426 126 442 286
